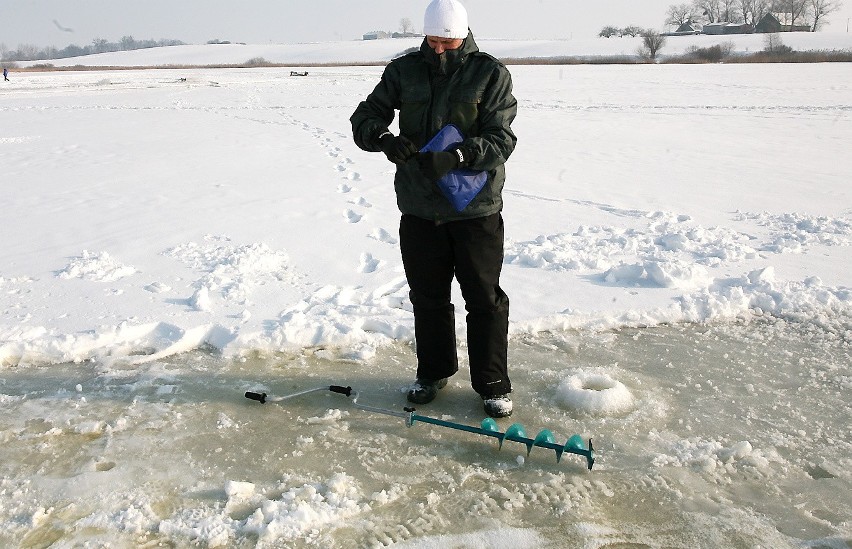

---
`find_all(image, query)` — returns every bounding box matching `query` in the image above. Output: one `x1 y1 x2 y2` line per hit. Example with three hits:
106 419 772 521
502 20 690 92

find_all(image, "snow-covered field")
1 40 850 547
17 31 852 67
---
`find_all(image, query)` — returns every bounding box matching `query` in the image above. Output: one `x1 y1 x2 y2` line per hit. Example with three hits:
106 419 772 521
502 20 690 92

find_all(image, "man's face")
426 36 464 54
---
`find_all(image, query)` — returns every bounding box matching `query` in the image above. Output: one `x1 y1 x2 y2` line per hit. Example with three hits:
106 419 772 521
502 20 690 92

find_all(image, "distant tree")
666 3 696 27
720 0 743 21
14 44 40 60
120 36 136 51
771 0 809 29
688 41 735 60
739 0 772 25
91 38 110 54
41 46 59 59
640 30 667 59
1 36 184 62
809 0 843 30
400 17 414 34
599 25 621 38
763 32 793 53
693 0 722 22
58 44 87 58
621 25 645 37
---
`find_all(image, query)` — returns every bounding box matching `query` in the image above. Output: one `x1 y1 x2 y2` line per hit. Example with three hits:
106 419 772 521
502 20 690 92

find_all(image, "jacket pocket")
399 85 429 139
449 90 482 137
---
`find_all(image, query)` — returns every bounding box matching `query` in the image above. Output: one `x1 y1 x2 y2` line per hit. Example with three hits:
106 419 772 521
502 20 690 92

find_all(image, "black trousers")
399 213 511 397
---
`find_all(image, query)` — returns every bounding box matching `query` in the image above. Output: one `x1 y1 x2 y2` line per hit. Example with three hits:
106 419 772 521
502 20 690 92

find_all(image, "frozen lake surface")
1 47 850 547
1 319 849 548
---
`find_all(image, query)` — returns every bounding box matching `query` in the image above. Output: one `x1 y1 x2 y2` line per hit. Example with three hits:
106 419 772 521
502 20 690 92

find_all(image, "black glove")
377 132 417 165
417 147 466 181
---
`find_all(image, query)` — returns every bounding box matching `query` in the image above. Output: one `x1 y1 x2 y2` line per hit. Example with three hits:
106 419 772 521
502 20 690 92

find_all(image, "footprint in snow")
337 183 353 193
345 209 363 223
353 197 372 208
346 172 361 181
369 228 398 245
359 253 380 273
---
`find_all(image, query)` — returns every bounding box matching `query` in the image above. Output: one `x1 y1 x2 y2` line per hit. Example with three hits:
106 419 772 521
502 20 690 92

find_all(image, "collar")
420 30 478 76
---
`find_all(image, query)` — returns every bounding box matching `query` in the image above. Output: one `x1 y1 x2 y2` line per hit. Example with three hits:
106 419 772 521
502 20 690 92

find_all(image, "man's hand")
378 132 417 164
417 149 465 181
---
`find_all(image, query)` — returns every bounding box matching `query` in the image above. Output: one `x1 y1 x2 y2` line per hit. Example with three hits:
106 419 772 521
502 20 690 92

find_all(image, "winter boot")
482 394 513 418
407 378 448 404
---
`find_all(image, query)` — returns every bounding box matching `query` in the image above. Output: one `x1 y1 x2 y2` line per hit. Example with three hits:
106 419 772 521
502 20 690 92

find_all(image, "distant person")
3 68 8 82
350 0 518 418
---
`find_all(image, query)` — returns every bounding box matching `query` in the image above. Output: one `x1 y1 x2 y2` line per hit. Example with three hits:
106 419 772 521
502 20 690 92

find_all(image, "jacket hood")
420 31 478 76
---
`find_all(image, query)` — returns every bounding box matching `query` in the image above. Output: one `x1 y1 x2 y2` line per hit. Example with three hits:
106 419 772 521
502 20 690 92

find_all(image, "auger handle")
244 391 267 403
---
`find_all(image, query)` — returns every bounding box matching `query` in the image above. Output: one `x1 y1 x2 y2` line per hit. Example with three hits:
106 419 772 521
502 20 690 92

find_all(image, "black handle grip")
329 385 352 396
245 391 267 403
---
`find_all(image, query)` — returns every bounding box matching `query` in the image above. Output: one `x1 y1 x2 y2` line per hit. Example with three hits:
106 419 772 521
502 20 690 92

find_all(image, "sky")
5 0 849 50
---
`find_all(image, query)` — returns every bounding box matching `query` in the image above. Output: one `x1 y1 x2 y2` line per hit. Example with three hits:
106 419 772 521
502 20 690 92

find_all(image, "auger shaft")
245 385 595 470
408 413 595 470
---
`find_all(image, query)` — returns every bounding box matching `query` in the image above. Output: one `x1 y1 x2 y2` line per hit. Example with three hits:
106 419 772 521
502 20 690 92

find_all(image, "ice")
1 320 848 547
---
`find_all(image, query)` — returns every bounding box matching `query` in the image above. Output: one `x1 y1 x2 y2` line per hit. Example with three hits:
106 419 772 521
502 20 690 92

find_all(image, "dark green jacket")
350 32 517 222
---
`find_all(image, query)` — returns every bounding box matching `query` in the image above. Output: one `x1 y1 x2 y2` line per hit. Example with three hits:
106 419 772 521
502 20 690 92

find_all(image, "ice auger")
245 385 595 470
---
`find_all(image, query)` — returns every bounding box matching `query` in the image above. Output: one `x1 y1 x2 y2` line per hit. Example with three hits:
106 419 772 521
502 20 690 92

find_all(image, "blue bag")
420 125 488 212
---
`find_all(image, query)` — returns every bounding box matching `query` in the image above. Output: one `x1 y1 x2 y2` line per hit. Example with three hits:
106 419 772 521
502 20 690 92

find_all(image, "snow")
1 37 851 547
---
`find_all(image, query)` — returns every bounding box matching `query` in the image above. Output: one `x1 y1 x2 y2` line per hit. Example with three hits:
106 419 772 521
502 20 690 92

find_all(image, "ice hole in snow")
555 372 635 415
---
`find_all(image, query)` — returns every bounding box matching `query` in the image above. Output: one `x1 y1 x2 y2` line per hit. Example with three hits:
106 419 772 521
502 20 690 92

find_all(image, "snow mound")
555 371 636 415
58 250 136 282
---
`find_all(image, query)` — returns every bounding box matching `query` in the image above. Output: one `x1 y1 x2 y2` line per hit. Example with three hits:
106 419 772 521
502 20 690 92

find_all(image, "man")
350 0 517 418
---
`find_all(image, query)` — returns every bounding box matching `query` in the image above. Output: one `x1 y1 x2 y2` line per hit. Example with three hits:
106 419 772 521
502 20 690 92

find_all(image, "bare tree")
739 0 772 25
771 0 809 28
15 44 41 60
763 32 793 52
809 0 843 30
720 0 743 21
622 25 645 37
693 0 722 22
400 18 414 34
640 30 667 60
666 3 697 26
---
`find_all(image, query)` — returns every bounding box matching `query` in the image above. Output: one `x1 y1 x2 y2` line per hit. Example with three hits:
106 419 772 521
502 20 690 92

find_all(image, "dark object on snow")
290 71 309 76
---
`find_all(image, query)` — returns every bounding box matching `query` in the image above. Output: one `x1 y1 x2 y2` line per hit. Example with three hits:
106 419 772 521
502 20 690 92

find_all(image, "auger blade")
503 423 529 451
532 429 556 456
